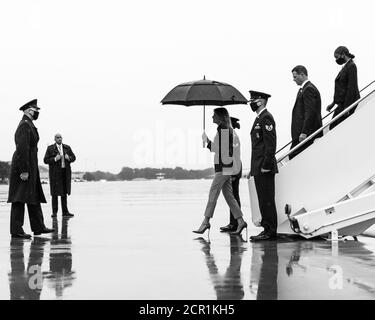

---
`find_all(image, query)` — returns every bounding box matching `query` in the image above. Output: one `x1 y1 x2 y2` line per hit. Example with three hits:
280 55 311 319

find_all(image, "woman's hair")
214 107 232 128
334 46 355 59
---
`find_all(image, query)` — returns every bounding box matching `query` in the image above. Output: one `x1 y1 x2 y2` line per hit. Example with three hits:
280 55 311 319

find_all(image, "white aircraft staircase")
248 81 375 239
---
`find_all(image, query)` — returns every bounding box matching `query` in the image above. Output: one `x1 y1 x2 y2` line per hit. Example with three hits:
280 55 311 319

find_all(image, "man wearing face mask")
44 134 76 217
247 91 278 241
327 46 360 130
7 99 54 239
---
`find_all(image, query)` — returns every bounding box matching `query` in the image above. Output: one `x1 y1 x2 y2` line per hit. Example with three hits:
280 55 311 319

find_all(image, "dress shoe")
229 222 248 238
250 230 265 240
11 232 32 239
34 227 55 236
62 212 74 217
193 222 211 235
220 224 238 232
250 232 277 241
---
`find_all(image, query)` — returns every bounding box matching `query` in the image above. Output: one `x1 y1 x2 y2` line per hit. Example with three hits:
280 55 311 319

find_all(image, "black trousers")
52 168 69 214
229 175 241 226
289 139 314 160
254 173 278 234
329 104 356 130
10 202 46 234
52 195 68 214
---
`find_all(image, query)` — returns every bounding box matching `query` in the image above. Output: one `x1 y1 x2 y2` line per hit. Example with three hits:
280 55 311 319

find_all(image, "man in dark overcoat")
247 91 278 241
290 65 323 159
7 99 54 238
44 133 76 217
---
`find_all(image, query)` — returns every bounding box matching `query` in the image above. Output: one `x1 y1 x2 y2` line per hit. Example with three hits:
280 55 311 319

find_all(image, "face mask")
32 111 39 120
250 101 260 112
336 57 346 65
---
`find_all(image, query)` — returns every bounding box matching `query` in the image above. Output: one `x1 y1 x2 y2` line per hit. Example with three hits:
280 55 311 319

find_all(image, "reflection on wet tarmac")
195 235 247 300
7 218 75 300
46 218 76 298
8 237 48 300
2 181 375 299
253 241 278 300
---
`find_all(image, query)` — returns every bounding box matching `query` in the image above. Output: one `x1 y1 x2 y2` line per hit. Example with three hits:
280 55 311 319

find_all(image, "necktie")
59 145 65 168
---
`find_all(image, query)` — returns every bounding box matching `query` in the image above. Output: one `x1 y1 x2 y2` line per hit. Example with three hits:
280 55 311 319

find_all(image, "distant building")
72 172 85 180
156 172 165 180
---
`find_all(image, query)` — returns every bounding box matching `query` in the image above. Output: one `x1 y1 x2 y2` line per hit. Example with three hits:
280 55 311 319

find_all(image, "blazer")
291 81 323 142
250 109 278 176
334 59 360 110
207 125 240 176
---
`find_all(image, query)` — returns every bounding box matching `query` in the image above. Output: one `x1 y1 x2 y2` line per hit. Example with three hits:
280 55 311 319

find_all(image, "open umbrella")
161 76 248 146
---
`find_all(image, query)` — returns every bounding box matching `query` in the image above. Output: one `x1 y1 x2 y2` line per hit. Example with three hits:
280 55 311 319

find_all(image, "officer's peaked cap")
19 99 40 111
249 90 271 100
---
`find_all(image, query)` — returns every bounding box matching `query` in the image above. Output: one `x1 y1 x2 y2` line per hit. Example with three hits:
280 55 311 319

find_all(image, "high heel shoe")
193 222 211 235
230 222 248 238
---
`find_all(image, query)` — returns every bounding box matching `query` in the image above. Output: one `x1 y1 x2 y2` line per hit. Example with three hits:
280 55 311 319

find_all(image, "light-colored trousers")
204 172 243 219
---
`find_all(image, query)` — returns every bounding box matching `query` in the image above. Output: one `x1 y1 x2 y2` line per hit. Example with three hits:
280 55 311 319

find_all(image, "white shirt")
301 79 309 88
56 143 65 168
257 107 267 118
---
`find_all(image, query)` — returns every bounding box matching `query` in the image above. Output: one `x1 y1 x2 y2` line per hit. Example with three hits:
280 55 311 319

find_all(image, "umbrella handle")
203 105 206 148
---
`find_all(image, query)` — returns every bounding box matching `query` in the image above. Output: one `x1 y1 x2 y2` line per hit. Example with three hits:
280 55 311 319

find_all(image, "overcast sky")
1 0 374 173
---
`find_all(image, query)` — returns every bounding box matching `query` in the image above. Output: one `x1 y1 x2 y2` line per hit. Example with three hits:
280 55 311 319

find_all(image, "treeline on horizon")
0 161 215 182
0 161 48 183
83 166 215 181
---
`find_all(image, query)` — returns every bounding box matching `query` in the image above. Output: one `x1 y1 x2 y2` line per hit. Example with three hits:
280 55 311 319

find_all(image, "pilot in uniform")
248 91 278 241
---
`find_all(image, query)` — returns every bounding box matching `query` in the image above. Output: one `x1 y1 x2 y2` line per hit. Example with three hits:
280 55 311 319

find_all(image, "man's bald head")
54 133 63 145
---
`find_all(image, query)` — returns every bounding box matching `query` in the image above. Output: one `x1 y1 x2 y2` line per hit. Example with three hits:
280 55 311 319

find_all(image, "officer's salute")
247 90 278 241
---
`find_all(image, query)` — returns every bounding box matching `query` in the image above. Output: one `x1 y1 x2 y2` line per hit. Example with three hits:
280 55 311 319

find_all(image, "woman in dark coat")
327 46 360 129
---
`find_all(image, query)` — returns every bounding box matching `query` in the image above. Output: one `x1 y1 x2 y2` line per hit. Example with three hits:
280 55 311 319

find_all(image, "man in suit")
7 99 54 238
44 134 76 217
248 91 278 241
290 65 323 159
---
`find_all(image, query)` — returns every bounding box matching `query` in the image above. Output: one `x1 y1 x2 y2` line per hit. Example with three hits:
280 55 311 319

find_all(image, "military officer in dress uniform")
247 91 278 241
7 99 54 239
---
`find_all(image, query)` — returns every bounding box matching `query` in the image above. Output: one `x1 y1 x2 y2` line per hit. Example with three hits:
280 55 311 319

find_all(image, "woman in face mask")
194 108 248 238
326 46 360 130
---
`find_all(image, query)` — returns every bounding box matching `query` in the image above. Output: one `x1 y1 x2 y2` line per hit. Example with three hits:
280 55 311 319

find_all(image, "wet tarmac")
1 180 375 300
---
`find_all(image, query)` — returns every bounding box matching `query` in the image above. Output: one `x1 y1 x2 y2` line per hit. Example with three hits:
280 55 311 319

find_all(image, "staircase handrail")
275 79 375 157
277 88 375 163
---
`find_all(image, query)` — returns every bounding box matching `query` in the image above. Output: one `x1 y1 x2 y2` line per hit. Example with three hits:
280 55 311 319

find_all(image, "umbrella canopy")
161 78 248 106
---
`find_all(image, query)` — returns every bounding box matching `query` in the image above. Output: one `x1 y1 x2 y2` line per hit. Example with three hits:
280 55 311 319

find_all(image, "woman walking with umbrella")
193 107 247 237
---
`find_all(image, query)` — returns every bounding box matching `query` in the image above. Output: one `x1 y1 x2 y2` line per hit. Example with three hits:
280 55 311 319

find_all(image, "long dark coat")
333 59 360 113
250 109 278 176
330 59 360 129
43 144 76 196
7 115 46 204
